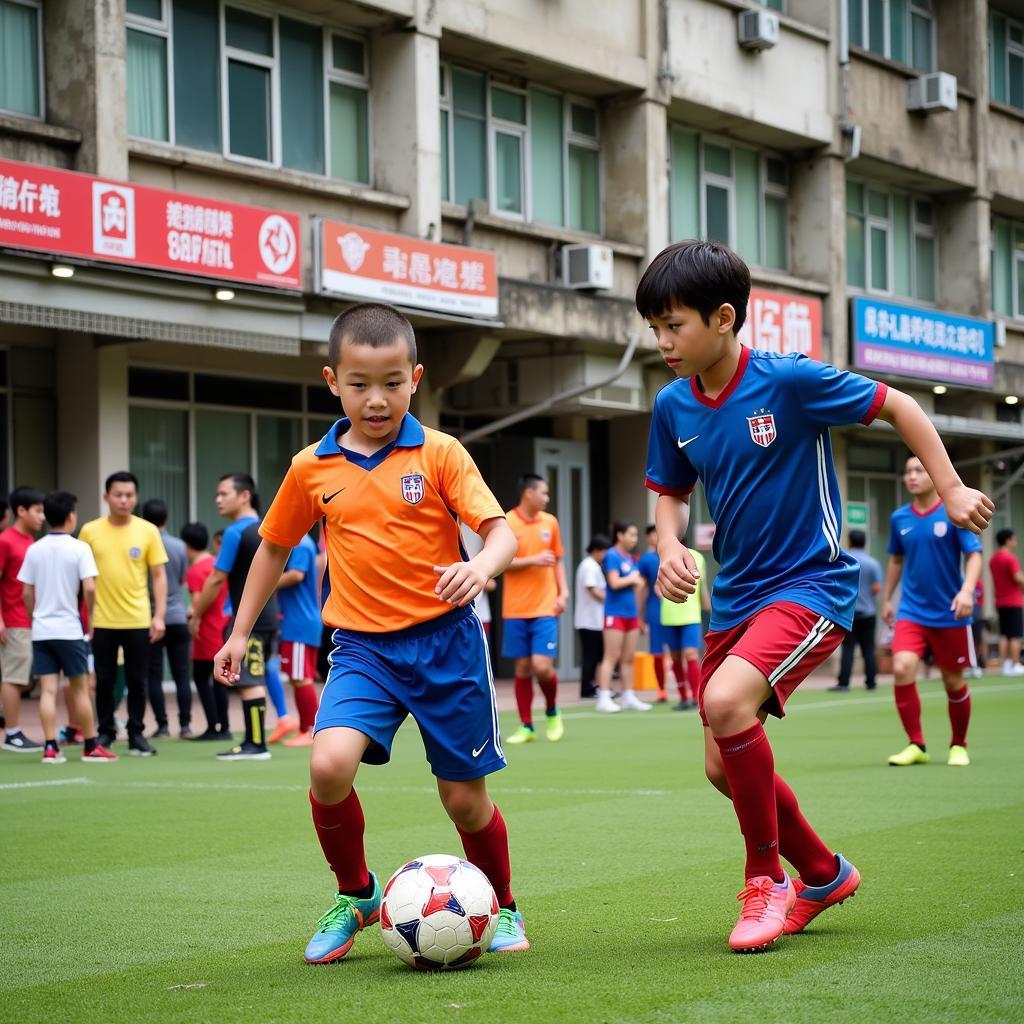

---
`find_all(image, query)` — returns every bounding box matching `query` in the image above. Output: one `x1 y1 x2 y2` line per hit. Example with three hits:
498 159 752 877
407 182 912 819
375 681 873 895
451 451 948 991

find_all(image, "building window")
670 128 789 272
0 0 43 119
990 10 1024 109
849 0 935 71
846 180 936 301
442 63 602 234
762 0 784 9
992 218 1024 319
126 2 370 184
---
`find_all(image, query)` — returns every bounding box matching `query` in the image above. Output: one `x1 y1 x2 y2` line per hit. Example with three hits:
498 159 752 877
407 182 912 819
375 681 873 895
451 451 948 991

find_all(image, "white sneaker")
619 691 652 711
1012 663 1024 676
1002 660 1014 676
595 692 621 713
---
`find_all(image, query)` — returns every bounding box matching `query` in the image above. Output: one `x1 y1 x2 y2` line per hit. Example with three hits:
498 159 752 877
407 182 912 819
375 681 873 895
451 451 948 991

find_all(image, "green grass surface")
3 678 1023 1023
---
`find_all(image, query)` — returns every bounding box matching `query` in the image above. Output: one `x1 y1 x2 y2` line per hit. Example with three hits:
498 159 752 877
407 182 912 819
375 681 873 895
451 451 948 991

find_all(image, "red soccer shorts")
699 601 846 724
892 619 974 673
604 615 640 633
280 640 318 682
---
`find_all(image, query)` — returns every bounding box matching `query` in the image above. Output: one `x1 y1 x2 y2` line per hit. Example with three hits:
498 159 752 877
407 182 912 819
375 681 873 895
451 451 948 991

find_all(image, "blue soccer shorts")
501 616 558 659
649 621 702 652
315 605 505 782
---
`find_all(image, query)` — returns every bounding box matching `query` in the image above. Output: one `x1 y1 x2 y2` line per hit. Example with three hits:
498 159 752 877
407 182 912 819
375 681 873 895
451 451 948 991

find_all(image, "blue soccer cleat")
488 907 530 953
304 872 382 964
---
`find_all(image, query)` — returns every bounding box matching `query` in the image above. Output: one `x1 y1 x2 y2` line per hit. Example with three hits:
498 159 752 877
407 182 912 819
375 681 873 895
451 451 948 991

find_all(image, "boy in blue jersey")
882 456 982 768
640 240 993 952
637 526 669 700
276 530 323 747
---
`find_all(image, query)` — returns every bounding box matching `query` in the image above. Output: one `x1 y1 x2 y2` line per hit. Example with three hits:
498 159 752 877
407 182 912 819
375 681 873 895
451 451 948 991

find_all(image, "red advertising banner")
738 287 823 360
0 158 301 289
319 219 498 318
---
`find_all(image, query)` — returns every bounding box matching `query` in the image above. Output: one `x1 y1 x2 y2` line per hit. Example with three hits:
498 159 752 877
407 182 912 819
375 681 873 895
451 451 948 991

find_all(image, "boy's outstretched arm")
434 517 517 607
876 388 994 533
882 554 904 627
655 493 700 602
214 540 291 684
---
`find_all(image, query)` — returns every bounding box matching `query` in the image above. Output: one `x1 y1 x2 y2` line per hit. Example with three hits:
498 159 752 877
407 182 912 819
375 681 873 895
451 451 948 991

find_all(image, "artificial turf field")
3 677 1022 1024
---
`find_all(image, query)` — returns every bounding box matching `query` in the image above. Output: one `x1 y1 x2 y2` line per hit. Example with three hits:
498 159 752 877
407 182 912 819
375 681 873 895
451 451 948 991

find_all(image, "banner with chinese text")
851 296 994 388
0 158 301 289
318 219 498 318
738 288 822 360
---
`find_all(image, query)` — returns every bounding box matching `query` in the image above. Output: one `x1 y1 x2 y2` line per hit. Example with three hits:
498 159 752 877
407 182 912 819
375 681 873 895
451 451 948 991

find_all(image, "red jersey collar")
690 345 751 409
911 499 943 518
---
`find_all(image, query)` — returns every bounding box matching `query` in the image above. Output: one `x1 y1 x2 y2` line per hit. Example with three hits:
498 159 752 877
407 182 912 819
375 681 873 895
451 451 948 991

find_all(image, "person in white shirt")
460 522 496 643
17 491 117 764
574 535 610 698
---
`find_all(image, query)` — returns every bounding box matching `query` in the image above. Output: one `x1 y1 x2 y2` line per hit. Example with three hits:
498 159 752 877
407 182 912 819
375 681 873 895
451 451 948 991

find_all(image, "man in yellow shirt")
660 545 711 711
79 471 168 756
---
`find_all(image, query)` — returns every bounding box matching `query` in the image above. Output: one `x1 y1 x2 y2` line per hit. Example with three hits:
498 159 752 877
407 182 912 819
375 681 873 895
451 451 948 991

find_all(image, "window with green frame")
991 218 1024 319
126 1 370 183
989 10 1024 110
761 0 784 9
0 0 42 118
669 127 789 271
846 181 936 301
440 64 601 234
848 0 935 71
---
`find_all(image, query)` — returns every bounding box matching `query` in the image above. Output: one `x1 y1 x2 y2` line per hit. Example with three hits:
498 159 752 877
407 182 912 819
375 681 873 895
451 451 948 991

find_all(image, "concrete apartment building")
1 0 1022 672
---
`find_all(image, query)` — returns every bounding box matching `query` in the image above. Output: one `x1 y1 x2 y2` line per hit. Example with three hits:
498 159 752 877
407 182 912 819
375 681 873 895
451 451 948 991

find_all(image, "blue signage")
851 296 994 388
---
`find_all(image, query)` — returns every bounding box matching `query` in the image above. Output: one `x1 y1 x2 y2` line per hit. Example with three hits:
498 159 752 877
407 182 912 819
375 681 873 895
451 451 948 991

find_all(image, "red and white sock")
309 788 369 893
947 685 971 747
458 805 514 908
894 683 925 747
513 676 533 728
293 683 319 734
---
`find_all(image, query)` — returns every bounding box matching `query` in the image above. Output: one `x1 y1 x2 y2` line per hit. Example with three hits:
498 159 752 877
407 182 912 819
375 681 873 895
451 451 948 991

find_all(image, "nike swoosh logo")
322 488 345 504
900 528 912 535
472 740 490 758
677 436 699 448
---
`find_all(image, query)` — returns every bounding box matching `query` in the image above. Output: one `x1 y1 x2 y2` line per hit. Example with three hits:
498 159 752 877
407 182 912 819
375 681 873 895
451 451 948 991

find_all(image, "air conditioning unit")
562 244 614 291
737 10 779 51
907 72 957 113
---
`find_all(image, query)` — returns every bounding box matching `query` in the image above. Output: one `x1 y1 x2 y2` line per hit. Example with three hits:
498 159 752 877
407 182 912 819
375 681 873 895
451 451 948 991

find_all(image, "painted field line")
0 776 93 791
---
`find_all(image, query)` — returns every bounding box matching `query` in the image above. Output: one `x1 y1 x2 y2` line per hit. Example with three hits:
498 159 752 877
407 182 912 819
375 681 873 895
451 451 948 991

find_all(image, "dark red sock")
894 683 925 747
714 723 783 882
309 788 369 892
774 773 836 887
653 655 666 690
513 676 533 727
294 683 319 734
538 671 558 714
457 805 513 907
947 685 971 747
687 659 701 702
671 656 686 698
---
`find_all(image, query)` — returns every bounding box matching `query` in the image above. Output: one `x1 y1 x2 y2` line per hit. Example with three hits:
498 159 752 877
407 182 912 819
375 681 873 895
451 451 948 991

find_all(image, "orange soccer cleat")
728 873 796 952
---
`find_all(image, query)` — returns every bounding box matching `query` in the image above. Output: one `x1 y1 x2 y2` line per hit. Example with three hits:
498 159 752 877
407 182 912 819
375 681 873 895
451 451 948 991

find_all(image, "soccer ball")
380 854 499 970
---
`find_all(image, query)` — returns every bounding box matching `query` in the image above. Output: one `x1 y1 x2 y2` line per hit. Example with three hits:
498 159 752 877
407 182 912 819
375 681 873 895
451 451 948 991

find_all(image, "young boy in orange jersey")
214 303 525 964
502 473 569 745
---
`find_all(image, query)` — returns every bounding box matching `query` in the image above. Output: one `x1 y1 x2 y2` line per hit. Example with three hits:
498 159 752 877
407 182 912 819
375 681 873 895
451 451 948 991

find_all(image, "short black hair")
9 486 44 516
635 240 751 334
327 303 417 369
141 499 168 528
611 520 636 541
848 528 866 548
518 473 545 499
43 490 76 528
105 470 138 494
645 523 656 535
587 533 611 554
997 528 1015 546
219 472 259 513
181 521 209 551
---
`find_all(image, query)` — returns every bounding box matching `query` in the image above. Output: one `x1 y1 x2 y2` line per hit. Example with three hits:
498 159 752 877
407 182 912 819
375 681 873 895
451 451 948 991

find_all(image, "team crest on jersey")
747 411 777 448
401 474 425 505
933 521 948 538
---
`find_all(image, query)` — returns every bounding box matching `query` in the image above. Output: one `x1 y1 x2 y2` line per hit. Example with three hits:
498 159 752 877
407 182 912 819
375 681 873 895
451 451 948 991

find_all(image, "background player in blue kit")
637 526 670 701
882 456 982 767
640 240 993 953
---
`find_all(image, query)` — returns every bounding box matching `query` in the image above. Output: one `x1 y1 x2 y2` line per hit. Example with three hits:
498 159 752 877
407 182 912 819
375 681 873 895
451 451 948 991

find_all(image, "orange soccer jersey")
501 508 563 619
259 414 504 633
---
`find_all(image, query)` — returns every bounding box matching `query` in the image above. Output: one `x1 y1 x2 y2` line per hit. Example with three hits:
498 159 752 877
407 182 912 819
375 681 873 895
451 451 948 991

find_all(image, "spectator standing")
574 535 609 699
0 487 45 752
142 499 194 738
79 472 168 756
831 529 882 691
18 491 116 763
182 522 231 740
990 528 1024 676
637 525 668 700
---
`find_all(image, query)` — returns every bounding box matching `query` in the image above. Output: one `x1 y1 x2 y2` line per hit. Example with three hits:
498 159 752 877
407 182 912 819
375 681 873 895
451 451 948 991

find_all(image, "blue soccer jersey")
603 548 639 618
646 347 887 631
279 535 323 645
888 502 982 628
637 550 661 624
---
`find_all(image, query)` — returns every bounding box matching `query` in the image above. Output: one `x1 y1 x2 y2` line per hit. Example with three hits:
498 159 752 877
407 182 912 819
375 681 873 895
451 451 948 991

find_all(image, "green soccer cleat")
545 712 564 742
505 725 536 745
947 745 970 766
488 907 530 953
304 873 382 964
888 742 930 766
